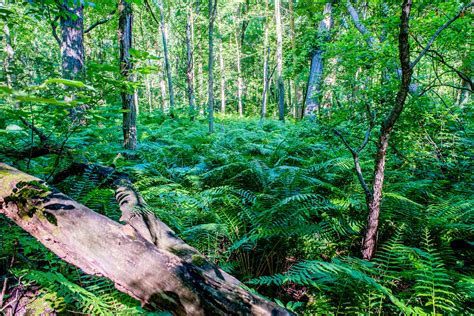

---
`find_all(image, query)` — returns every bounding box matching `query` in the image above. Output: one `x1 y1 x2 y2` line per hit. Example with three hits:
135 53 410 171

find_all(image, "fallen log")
0 163 292 315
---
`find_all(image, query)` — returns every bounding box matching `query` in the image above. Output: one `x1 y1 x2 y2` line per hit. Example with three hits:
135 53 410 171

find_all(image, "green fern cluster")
1 113 472 314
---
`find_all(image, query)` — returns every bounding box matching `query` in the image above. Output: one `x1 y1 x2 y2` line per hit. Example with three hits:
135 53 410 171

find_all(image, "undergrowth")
1 113 472 314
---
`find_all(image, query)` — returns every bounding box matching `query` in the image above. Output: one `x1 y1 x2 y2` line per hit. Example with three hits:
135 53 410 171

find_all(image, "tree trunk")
235 6 244 118
3 23 18 110
60 1 85 80
186 4 196 118
0 163 292 315
288 0 299 119
154 0 175 108
275 0 285 121
456 78 471 107
118 0 137 151
208 0 217 133
261 0 270 120
304 2 332 117
219 41 226 114
361 0 413 260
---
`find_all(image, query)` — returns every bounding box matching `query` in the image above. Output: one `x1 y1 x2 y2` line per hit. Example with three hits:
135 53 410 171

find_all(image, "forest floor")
1 113 472 314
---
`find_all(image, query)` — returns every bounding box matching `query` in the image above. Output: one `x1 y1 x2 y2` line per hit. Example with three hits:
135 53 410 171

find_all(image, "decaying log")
0 163 292 315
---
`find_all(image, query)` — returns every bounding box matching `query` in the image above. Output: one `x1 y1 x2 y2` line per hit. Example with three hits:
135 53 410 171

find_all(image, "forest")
0 0 472 314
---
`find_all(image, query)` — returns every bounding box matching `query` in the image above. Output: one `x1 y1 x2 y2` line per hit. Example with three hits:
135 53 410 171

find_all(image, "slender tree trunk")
138 10 153 112
275 0 285 121
208 0 217 133
235 6 244 118
288 0 299 119
118 0 137 151
3 23 18 110
304 2 333 117
261 0 270 120
134 75 139 116
361 0 413 260
146 79 153 112
186 4 196 118
153 0 175 108
219 41 226 114
198 61 205 114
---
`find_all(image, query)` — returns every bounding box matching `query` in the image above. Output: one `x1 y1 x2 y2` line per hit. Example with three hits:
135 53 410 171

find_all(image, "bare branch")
50 15 61 46
333 129 356 156
19 116 48 143
144 0 161 26
334 129 373 202
84 8 117 34
410 1 474 69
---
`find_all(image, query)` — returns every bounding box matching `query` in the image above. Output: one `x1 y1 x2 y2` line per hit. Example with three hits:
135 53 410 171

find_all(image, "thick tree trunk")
153 0 175 108
304 2 333 117
208 0 217 133
118 0 137 151
0 163 292 315
186 4 196 118
274 0 285 121
60 1 85 80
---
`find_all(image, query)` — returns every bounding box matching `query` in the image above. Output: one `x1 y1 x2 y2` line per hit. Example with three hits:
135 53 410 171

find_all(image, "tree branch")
144 0 161 26
84 8 117 34
333 129 373 203
19 117 48 143
346 0 376 47
50 15 61 46
410 1 473 69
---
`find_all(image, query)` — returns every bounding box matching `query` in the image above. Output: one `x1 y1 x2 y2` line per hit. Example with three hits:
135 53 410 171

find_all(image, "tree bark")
60 1 85 80
0 163 292 315
186 3 196 118
3 23 18 110
361 0 413 260
235 5 244 117
304 2 333 117
288 0 299 119
208 0 217 133
274 0 285 121
219 41 226 114
153 0 175 108
261 0 270 120
118 0 137 151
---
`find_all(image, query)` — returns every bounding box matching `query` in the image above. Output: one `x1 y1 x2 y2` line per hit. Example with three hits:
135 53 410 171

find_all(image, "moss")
4 180 51 220
42 211 58 226
191 254 206 267
169 246 194 258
